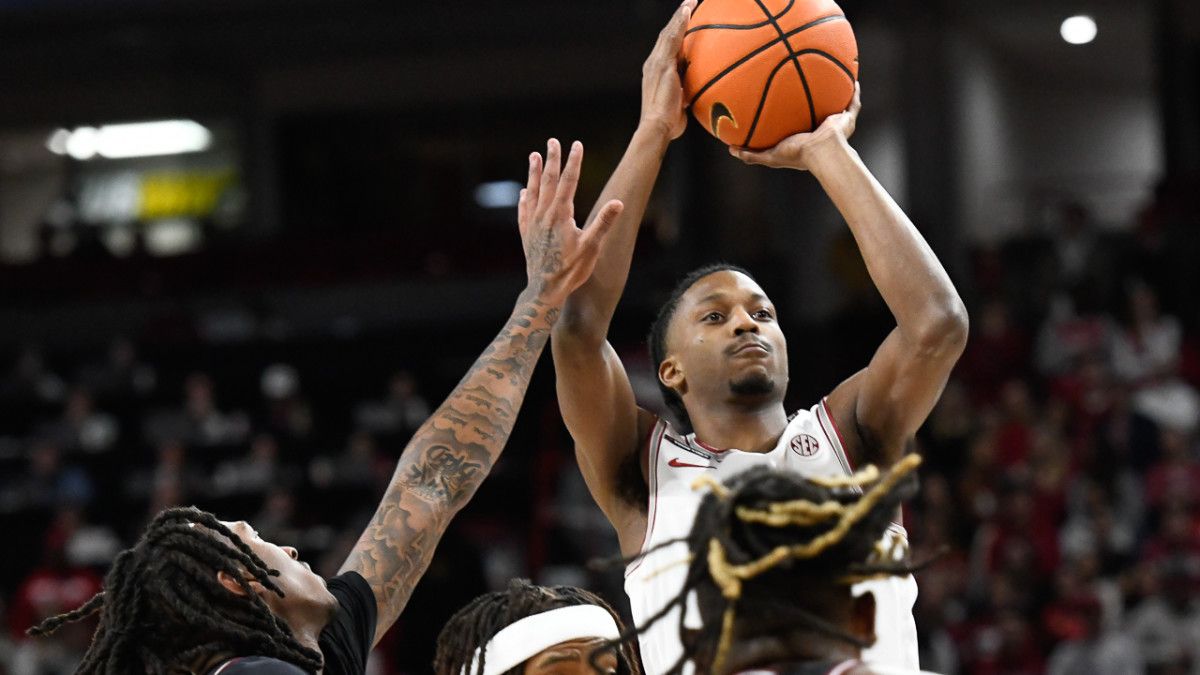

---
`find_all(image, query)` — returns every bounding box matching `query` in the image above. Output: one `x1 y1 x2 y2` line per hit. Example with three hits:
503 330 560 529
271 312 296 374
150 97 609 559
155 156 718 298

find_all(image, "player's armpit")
827 318 967 469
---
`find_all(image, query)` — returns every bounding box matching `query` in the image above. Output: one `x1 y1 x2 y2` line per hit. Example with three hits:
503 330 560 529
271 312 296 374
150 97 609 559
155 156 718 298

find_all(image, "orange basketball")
682 0 859 150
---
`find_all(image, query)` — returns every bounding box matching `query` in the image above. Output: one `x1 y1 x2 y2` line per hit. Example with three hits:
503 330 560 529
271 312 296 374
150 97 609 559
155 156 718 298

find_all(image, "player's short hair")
648 263 755 433
434 578 641 675
629 456 923 674
27 506 322 673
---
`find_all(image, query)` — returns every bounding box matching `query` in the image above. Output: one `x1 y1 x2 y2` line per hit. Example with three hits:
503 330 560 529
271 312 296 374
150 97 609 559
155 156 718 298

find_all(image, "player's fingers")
526 152 542 208
579 199 624 253
516 186 530 234
554 141 583 219
652 0 692 61
537 139 561 216
667 1 695 52
728 146 767 167
850 81 862 114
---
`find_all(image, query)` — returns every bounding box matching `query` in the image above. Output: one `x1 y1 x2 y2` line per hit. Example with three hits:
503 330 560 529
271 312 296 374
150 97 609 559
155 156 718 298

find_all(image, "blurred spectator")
260 363 314 442
36 388 118 455
1036 293 1110 378
1125 560 1200 672
1111 280 1200 433
253 487 301 546
960 299 1031 407
211 433 296 496
6 531 100 671
125 439 206 504
143 372 250 447
1045 594 1142 675
309 431 389 492
75 337 156 402
0 348 65 406
0 442 93 513
354 370 430 437
1143 428 1200 511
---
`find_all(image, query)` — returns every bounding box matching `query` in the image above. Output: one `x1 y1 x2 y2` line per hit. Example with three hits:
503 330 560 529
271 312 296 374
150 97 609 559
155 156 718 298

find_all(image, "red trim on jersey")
821 397 854 471
692 436 733 454
625 418 662 576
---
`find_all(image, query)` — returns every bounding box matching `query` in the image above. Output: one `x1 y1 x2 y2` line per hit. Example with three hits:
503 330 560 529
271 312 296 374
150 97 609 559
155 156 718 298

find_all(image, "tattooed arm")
338 138 624 645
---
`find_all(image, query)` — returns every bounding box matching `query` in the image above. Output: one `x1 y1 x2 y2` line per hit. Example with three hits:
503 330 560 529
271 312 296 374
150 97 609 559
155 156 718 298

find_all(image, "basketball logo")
789 434 820 457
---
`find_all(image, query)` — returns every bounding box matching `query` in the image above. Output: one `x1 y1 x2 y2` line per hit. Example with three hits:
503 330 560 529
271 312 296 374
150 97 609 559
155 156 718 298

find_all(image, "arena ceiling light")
473 180 523 209
1060 15 1097 45
46 120 213 160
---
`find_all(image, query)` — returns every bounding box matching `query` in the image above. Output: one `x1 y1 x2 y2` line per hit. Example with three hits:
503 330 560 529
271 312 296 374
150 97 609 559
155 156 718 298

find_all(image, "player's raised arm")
731 85 968 468
339 139 622 645
551 1 693 548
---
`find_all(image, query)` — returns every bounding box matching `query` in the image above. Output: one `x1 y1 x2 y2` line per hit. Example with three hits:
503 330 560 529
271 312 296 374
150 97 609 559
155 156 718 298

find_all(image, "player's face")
663 271 788 411
521 638 620 675
220 520 338 624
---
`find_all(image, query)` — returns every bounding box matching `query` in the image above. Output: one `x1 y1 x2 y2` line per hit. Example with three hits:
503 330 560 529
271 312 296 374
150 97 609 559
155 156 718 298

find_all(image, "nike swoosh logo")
710 102 736 136
668 458 714 469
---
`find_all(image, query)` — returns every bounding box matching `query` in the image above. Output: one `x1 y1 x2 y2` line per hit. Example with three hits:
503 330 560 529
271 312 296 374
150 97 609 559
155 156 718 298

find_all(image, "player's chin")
728 372 776 397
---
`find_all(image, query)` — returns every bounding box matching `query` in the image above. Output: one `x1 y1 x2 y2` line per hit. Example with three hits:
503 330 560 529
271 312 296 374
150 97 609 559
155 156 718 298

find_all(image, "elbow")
552 303 607 346
912 297 969 358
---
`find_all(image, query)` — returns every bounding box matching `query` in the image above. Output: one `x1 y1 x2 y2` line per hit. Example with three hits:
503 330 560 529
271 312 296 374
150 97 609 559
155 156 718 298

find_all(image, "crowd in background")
1 178 1199 674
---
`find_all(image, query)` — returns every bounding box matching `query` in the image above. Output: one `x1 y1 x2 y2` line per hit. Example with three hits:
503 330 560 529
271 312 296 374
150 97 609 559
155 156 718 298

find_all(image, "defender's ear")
217 570 250 597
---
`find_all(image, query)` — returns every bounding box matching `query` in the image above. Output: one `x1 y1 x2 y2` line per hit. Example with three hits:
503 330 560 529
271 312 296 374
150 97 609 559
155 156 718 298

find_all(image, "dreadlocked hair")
629 455 924 674
647 263 755 434
434 578 641 675
27 506 323 674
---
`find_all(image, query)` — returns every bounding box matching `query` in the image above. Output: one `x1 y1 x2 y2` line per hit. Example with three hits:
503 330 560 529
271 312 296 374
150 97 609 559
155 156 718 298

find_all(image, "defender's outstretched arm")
340 140 622 644
733 86 968 468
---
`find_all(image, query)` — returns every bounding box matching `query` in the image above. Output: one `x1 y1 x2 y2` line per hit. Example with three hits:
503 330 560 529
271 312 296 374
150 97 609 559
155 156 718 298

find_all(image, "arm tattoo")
338 291 559 643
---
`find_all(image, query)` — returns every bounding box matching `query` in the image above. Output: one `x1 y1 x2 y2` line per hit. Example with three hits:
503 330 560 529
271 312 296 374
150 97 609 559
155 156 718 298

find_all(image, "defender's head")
628 458 922 674
215 518 338 630
435 579 640 675
28 506 336 672
648 265 788 433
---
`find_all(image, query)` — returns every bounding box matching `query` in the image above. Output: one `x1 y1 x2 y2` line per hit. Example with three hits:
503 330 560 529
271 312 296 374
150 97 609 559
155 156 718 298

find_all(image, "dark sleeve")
213 656 308 674
317 572 378 675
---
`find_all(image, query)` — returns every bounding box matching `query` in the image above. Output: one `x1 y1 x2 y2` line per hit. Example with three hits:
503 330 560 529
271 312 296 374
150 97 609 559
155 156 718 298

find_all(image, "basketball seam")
750 0 816 140
685 0 795 34
741 48 855 146
687 14 846 107
740 53 796 147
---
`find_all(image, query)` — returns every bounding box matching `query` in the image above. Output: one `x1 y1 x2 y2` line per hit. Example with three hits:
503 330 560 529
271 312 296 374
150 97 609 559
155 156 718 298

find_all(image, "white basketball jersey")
623 400 920 675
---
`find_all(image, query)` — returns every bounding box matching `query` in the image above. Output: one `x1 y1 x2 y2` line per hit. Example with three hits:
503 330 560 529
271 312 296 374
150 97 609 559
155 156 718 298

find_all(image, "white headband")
464 605 622 675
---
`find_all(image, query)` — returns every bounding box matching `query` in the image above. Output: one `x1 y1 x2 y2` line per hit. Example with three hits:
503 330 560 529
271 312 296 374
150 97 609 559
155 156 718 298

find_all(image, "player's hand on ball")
640 0 696 140
518 138 624 307
729 82 862 171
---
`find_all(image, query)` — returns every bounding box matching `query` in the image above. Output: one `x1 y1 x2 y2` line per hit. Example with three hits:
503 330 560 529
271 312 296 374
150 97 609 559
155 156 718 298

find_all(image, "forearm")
560 126 670 335
339 289 558 638
809 137 966 343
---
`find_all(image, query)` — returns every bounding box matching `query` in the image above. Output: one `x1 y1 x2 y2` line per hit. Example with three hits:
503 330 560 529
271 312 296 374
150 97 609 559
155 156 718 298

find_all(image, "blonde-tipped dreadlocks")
631 456 924 674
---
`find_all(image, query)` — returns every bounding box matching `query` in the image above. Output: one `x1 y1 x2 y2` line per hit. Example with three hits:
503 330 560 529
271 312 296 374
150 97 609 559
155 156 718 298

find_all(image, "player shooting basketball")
27 141 622 674
549 2 967 672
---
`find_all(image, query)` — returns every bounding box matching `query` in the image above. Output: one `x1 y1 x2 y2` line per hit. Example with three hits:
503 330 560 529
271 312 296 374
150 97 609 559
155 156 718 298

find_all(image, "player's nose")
282 546 299 560
730 307 759 334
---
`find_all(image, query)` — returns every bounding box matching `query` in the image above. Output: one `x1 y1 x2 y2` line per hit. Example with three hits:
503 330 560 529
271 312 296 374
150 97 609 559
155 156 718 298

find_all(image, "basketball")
682 0 859 149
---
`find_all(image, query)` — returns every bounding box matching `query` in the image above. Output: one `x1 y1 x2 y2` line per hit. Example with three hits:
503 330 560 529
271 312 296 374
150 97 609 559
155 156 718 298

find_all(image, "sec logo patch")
789 434 820 458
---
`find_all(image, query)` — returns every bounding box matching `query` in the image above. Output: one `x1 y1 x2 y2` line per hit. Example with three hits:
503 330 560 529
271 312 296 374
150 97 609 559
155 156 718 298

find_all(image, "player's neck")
688 402 788 453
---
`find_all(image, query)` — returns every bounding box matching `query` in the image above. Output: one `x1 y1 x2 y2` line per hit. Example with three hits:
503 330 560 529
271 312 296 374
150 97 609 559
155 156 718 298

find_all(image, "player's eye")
753 308 773 320
702 311 723 323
